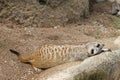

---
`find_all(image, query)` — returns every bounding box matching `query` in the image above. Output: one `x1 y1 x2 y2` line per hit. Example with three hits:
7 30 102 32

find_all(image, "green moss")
74 71 108 80
94 30 101 39
0 42 3 48
113 17 120 29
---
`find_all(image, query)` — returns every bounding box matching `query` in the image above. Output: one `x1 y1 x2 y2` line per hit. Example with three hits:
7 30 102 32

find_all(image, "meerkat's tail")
9 49 30 63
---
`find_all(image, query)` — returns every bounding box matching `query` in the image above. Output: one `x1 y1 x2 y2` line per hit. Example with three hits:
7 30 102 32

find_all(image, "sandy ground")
0 2 120 80
0 22 119 80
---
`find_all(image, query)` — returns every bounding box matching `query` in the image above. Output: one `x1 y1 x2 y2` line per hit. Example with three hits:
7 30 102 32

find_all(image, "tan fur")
10 42 109 69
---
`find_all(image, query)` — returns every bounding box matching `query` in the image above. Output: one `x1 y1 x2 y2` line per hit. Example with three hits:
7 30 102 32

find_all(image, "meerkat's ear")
96 44 100 47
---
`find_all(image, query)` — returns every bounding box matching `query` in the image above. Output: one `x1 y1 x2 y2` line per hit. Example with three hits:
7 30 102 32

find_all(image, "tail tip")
9 49 20 56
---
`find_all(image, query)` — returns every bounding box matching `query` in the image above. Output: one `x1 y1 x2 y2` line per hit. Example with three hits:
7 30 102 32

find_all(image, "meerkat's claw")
33 67 42 72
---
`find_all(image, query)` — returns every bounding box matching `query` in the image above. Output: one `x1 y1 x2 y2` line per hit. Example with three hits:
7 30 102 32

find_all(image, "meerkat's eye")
91 49 94 54
96 44 100 48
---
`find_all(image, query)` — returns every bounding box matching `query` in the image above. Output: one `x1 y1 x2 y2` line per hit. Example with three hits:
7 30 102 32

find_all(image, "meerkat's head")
86 42 104 57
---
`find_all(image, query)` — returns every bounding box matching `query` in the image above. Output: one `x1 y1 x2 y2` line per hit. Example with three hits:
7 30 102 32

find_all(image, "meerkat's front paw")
33 66 42 72
102 49 112 52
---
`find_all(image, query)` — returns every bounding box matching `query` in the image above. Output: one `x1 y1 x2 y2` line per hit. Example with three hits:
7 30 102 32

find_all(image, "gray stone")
35 49 120 80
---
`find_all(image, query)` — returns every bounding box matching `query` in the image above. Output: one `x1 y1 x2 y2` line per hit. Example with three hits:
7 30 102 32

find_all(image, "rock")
114 36 120 47
34 61 82 80
46 0 64 7
108 0 120 4
96 0 106 2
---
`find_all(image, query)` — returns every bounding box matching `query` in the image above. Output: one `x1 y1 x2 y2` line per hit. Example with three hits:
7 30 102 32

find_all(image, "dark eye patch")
91 49 94 54
96 44 100 47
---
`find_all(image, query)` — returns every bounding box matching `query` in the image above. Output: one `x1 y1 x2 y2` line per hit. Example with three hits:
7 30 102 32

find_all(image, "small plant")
0 42 3 48
113 17 120 29
74 71 108 80
94 30 101 39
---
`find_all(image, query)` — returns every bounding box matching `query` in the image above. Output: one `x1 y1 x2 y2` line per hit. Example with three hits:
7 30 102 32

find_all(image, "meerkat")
9 42 111 70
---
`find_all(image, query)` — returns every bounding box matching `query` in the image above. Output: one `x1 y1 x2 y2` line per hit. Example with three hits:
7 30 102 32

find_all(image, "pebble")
114 36 120 47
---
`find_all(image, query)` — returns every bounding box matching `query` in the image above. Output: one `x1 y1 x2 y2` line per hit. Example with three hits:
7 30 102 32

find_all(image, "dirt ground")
0 2 120 80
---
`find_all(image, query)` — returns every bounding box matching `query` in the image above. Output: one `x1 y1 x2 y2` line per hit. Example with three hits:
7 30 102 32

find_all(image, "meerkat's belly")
31 53 79 68
31 58 71 68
